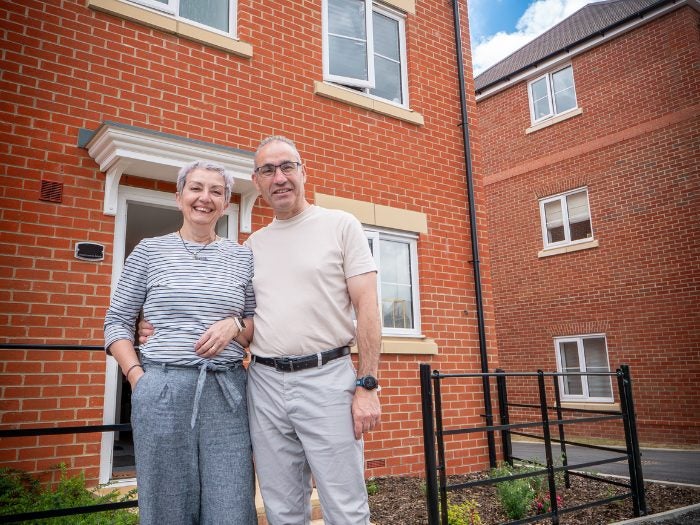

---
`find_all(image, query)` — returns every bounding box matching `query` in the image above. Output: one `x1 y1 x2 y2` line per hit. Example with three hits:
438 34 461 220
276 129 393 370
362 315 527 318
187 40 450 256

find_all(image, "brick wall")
0 0 497 483
480 7 700 446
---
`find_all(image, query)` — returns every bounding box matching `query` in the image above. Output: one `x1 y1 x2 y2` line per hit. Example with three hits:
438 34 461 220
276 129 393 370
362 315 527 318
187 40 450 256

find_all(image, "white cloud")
471 0 591 76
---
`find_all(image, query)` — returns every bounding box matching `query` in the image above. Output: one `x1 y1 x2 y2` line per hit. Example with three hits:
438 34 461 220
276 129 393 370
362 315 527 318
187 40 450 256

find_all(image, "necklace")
178 229 216 260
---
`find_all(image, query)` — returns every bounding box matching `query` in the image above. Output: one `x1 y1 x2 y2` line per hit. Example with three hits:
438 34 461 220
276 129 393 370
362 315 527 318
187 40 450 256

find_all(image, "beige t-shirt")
245 205 376 358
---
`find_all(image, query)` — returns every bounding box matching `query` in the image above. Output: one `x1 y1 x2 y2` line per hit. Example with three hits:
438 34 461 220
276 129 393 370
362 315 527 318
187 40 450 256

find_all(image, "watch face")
361 375 378 389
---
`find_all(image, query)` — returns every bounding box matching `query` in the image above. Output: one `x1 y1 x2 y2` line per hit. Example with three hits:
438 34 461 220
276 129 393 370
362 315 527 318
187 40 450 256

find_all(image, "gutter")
451 0 497 468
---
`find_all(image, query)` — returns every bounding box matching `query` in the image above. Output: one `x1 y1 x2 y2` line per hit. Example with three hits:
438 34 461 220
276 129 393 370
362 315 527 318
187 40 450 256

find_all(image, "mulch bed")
368 473 700 524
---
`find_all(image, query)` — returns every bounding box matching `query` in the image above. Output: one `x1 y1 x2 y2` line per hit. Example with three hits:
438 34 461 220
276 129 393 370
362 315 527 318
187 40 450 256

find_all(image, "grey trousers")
131 361 257 525
247 355 370 525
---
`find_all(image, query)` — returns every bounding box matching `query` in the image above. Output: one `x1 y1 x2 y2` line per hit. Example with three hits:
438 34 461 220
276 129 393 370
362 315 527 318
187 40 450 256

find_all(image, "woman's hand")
194 318 239 358
137 319 154 345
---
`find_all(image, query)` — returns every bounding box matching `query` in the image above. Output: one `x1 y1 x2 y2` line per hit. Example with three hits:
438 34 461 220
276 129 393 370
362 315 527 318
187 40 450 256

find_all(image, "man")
139 136 382 524
245 136 381 524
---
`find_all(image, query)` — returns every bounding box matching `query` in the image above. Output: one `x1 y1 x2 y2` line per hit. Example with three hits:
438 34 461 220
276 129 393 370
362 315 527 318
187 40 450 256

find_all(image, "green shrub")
490 460 567 520
447 498 482 525
366 478 379 496
490 464 536 519
0 465 138 524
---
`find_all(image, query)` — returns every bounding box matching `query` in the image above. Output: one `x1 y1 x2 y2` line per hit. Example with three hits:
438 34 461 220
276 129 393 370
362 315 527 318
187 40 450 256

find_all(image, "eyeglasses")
254 161 301 177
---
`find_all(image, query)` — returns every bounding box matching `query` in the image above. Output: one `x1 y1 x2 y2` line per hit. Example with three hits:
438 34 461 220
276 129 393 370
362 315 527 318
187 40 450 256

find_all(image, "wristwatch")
356 375 380 391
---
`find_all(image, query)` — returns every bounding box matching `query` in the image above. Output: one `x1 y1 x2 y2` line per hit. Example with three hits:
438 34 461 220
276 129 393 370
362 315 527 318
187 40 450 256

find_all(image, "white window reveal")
540 188 593 249
323 0 408 106
365 229 420 336
129 0 237 35
528 65 577 123
555 335 613 402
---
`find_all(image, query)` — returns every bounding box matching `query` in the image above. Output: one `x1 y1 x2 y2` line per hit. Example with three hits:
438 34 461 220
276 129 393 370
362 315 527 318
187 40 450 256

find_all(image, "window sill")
538 238 598 258
351 337 438 355
88 0 253 58
314 81 424 126
385 0 415 14
561 401 619 411
526 107 583 134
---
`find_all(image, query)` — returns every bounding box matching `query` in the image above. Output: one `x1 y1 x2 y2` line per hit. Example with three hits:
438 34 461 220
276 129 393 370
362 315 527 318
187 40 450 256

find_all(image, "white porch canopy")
81 122 258 233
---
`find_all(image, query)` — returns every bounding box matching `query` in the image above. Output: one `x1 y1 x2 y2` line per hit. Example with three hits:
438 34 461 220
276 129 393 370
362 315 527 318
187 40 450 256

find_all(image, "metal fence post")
496 368 512 465
552 373 570 488
420 363 440 525
537 370 560 524
618 365 647 516
433 372 449 525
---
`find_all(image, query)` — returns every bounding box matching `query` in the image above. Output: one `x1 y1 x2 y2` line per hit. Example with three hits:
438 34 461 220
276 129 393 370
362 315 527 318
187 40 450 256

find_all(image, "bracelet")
125 363 144 381
232 316 246 333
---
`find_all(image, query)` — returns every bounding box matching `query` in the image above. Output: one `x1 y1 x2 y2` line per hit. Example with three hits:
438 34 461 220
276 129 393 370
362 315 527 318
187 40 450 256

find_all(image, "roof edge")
474 0 696 99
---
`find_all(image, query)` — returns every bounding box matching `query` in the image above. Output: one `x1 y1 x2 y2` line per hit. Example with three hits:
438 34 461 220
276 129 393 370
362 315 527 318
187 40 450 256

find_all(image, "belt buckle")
275 356 293 372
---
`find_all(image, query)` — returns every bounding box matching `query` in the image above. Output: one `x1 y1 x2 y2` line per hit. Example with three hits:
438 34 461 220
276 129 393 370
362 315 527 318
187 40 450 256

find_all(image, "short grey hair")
177 160 234 201
255 135 302 164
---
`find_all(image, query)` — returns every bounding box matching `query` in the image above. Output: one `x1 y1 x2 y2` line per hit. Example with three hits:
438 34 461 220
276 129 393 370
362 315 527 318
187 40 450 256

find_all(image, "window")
528 65 577 123
555 335 613 402
539 188 593 249
129 0 237 35
323 0 408 105
365 228 420 336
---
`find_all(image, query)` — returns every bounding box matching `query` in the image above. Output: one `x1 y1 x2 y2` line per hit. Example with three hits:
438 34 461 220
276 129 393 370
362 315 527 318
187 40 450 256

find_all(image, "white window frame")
322 0 409 106
539 187 593 249
527 64 577 124
323 0 374 89
365 228 421 337
127 0 238 37
554 334 614 403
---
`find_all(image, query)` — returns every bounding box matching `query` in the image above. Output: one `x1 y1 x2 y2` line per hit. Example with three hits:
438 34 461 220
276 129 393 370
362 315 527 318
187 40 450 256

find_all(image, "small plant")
490 463 536 519
420 480 428 497
0 464 138 524
532 492 563 514
366 477 379 496
447 498 482 525
490 459 568 519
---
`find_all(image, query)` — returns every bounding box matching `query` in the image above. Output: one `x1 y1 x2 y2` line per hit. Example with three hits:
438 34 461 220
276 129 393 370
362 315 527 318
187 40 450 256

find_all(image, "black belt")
253 346 350 372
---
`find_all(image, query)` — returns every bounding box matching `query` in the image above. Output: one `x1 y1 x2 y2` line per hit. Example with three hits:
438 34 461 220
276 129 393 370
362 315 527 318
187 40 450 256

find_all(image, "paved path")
512 441 700 485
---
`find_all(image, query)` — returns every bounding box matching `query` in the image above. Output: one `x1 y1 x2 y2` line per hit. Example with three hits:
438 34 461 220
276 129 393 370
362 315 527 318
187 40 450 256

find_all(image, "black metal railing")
421 364 646 525
0 343 138 523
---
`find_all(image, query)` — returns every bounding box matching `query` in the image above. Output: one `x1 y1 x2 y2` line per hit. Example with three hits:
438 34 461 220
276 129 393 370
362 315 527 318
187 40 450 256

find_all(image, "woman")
104 160 257 524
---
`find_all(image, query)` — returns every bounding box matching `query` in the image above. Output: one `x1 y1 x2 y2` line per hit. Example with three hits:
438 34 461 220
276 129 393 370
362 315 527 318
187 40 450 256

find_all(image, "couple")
104 136 382 525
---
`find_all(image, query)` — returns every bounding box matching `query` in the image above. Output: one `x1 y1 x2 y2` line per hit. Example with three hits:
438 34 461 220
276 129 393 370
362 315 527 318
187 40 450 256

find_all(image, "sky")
468 0 593 76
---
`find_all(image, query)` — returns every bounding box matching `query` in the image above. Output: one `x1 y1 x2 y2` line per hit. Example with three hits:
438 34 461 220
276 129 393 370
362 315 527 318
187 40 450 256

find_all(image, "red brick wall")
0 0 497 483
480 7 700 446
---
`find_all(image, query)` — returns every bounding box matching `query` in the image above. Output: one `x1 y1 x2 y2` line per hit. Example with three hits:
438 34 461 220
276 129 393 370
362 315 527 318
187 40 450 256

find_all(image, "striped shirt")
104 233 255 365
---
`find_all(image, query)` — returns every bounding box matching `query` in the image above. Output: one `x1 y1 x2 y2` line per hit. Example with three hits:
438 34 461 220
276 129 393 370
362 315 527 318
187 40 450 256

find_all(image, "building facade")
477 0 699 446
0 0 498 487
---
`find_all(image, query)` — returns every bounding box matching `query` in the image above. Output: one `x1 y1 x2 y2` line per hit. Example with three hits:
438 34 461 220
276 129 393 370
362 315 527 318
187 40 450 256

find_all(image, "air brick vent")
40 180 63 203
